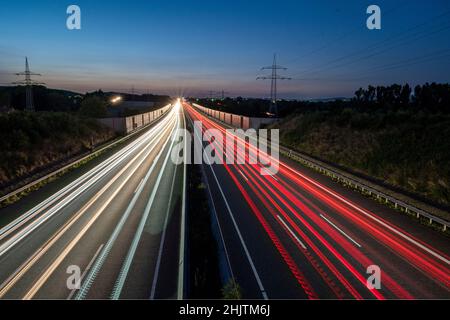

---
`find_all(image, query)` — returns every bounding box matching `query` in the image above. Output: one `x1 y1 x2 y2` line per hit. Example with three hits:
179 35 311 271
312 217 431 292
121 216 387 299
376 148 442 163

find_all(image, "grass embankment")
0 111 116 189
272 110 450 209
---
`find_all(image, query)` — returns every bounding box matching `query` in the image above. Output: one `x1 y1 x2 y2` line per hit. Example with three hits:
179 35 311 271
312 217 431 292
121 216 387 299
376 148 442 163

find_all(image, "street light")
111 96 122 104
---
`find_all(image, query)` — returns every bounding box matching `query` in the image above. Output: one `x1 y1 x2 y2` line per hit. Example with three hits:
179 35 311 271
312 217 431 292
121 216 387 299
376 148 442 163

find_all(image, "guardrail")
281 146 449 232
191 103 450 232
0 105 172 206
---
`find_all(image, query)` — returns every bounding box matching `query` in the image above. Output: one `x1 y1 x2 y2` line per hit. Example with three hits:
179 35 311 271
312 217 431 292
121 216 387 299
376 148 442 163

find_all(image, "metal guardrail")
281 146 449 232
0 106 172 205
191 102 449 232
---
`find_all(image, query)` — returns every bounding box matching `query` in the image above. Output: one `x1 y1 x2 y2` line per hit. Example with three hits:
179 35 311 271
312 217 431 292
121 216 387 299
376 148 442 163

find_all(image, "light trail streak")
110 111 180 300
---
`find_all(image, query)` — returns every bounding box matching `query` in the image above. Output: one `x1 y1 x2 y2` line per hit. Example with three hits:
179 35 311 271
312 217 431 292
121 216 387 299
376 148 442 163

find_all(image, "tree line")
353 83 450 112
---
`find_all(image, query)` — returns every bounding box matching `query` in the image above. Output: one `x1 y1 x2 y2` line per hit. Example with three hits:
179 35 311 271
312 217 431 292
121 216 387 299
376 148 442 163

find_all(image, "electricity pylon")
257 54 291 116
207 90 230 100
13 57 44 112
220 89 230 100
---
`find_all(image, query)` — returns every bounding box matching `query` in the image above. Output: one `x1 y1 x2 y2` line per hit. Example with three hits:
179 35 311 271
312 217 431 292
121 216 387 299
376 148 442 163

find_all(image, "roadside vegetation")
269 83 450 208
0 111 115 189
0 86 173 193
199 83 450 208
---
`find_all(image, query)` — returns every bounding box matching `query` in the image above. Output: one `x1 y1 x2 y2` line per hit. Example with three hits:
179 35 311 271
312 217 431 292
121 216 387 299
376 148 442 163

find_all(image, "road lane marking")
238 169 249 182
191 117 269 300
320 214 362 248
203 168 235 280
177 108 187 300
110 114 179 300
276 215 307 250
134 179 144 194
150 160 178 299
67 243 104 300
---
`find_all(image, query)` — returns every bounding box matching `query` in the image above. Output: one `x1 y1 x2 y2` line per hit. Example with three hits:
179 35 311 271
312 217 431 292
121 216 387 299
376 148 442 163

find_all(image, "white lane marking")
286 165 450 265
150 161 178 299
203 167 235 280
238 169 249 182
110 113 179 300
276 215 307 250
320 214 362 248
67 244 104 300
177 109 187 300
134 179 144 194
191 118 268 300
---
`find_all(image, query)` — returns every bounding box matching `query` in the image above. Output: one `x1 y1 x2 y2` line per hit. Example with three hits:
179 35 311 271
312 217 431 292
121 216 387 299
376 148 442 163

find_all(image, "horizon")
1 0 450 99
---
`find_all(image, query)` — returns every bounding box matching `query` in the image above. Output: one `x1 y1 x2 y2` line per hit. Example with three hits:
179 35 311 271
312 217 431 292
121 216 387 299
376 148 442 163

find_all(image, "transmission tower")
13 57 44 112
257 54 291 116
207 90 230 100
220 89 230 100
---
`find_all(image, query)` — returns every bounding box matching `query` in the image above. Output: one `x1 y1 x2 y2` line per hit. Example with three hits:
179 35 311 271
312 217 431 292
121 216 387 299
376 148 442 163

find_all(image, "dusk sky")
1 0 450 99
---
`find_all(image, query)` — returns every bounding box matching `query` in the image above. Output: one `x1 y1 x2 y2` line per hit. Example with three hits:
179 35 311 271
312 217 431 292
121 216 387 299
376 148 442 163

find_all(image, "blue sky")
1 0 449 98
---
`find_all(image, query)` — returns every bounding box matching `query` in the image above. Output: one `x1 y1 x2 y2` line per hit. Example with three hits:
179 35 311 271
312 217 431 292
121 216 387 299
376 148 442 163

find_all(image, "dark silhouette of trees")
0 112 115 186
353 83 449 113
79 96 108 118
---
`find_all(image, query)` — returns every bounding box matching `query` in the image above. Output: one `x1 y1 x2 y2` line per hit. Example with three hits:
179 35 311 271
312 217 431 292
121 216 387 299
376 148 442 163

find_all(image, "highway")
0 99 448 300
0 102 186 300
185 102 450 300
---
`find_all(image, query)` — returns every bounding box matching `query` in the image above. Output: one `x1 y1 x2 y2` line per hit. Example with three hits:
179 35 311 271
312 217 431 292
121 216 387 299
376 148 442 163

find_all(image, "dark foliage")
0 111 115 186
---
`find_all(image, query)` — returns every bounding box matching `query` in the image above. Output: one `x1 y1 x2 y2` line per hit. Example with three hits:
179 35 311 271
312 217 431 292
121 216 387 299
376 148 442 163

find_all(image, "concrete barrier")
99 104 172 134
192 103 278 129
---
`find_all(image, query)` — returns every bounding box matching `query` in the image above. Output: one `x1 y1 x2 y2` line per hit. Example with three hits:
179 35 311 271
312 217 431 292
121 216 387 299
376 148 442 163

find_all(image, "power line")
293 23 450 80
292 48 450 83
284 0 411 66
12 57 44 112
257 54 291 116
289 10 450 78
